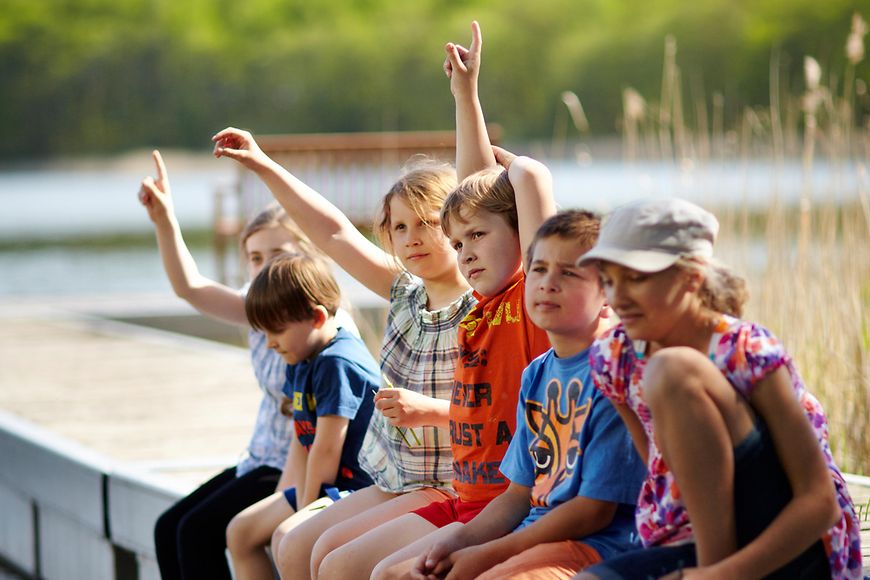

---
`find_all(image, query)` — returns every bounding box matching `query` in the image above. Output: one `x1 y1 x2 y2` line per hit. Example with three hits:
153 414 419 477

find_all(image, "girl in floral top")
575 198 861 579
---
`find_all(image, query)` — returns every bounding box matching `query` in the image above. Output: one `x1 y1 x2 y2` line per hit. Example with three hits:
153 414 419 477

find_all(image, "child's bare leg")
270 496 334 567
644 347 755 566
274 485 398 580
309 488 451 577
316 513 441 580
226 491 296 580
368 521 464 580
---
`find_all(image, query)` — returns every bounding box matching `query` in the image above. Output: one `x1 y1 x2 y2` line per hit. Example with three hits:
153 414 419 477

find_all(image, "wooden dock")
0 294 262 490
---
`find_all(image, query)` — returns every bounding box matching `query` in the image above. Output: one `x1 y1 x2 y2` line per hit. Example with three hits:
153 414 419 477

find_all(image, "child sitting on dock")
226 253 379 579
308 21 559 578
138 151 359 580
411 211 646 580
575 198 863 579
212 125 475 579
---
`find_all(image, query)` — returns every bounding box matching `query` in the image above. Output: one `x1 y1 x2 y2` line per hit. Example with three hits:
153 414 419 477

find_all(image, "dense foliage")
1 0 866 158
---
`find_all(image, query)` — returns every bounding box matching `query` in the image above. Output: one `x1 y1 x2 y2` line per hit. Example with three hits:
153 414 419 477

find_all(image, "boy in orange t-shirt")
310 21 556 580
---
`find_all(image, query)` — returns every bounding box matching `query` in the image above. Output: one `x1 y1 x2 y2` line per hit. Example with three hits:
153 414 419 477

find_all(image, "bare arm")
138 150 248 326
413 482 530 578
501 150 557 268
298 415 349 508
212 129 401 300
276 431 305 491
374 388 451 429
698 367 840 578
614 401 649 465
444 21 497 180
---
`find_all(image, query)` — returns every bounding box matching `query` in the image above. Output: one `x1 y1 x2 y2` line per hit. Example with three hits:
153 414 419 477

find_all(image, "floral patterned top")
589 315 863 579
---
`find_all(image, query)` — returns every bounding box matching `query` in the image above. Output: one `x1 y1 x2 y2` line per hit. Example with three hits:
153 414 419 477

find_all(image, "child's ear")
684 269 705 293
310 305 329 329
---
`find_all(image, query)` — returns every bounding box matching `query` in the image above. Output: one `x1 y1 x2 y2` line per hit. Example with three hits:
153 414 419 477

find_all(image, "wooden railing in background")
212 127 502 286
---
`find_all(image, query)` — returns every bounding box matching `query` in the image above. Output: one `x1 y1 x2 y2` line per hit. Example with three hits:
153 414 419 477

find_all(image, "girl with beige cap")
574 198 861 579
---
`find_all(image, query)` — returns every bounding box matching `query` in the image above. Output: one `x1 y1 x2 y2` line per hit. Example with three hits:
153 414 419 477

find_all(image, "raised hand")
491 145 518 171
212 127 271 171
443 20 482 98
138 150 173 224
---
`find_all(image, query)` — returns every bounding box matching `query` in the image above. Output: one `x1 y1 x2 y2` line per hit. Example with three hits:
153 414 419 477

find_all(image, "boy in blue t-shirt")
224 254 378 579
414 211 646 579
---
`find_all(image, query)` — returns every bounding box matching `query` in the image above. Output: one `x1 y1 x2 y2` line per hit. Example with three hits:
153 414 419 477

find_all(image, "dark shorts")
587 420 830 580
411 497 491 528
282 485 346 510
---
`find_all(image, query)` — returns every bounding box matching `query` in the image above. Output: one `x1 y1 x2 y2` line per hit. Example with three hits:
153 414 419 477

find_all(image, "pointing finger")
469 20 482 57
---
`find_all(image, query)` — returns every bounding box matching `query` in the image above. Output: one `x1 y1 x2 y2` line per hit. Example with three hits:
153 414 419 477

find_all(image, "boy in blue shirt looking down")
225 254 378 580
413 211 646 580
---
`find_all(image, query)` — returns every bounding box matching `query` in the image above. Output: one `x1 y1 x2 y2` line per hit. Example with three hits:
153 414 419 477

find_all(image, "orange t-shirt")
449 271 551 502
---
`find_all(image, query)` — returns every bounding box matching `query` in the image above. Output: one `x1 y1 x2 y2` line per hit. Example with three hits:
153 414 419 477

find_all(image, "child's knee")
310 527 341 577
225 513 251 555
645 347 710 405
370 558 401 580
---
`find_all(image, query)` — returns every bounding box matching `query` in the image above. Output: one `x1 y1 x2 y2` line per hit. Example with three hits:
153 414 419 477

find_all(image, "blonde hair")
245 254 340 333
240 203 320 258
374 158 457 250
675 256 749 318
440 167 517 236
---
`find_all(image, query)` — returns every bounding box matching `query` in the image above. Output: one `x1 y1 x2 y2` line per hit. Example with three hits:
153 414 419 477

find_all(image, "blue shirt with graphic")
499 347 646 560
284 327 378 491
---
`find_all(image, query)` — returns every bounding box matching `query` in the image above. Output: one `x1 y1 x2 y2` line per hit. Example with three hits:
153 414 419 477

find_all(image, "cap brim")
577 247 680 273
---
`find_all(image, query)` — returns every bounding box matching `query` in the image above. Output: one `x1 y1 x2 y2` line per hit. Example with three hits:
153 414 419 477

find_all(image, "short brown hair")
245 254 340 333
374 158 457 250
526 209 601 269
440 167 517 237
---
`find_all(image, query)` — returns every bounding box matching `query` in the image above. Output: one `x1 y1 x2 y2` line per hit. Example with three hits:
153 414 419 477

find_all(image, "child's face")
525 236 605 341
245 227 301 279
598 262 695 343
265 318 319 364
449 208 521 297
388 196 458 283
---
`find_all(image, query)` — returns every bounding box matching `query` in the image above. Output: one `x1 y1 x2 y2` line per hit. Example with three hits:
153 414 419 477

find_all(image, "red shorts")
411 497 491 528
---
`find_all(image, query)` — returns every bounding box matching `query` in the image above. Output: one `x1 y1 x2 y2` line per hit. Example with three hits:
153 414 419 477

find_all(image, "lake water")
0 153 862 297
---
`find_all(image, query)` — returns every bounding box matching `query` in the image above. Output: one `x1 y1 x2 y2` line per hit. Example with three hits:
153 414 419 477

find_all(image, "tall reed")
618 13 870 474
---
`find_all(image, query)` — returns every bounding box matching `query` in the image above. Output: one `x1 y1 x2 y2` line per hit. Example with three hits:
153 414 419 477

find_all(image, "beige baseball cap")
577 198 719 273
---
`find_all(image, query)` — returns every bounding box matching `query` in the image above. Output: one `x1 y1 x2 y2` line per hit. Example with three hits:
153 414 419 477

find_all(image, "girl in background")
139 150 358 580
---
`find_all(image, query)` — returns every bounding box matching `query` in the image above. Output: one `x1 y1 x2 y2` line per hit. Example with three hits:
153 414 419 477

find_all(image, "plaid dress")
359 272 476 493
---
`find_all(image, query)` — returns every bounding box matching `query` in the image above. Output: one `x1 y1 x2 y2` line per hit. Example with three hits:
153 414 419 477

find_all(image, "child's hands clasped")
443 20 482 98
374 388 435 428
138 150 174 224
212 127 271 171
411 532 470 580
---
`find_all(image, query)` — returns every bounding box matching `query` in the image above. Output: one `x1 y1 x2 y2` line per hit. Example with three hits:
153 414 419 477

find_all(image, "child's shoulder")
317 329 378 367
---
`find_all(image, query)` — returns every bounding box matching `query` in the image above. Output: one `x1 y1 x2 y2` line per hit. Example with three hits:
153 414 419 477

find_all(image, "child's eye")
452 241 463 251
562 269 577 277
471 232 484 240
250 256 262 265
393 223 406 232
628 273 648 282
531 265 546 273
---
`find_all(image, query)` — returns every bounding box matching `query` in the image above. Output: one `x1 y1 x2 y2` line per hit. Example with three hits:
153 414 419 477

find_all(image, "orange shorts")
410 497 490 528
476 540 602 580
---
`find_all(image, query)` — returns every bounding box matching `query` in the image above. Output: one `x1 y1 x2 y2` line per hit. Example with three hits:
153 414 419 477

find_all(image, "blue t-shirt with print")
284 327 378 491
499 347 645 560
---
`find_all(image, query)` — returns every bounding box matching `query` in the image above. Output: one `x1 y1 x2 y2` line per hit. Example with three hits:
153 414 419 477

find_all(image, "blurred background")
1 0 868 470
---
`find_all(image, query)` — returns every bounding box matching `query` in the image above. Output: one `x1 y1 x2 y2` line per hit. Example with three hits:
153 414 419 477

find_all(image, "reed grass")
617 13 870 474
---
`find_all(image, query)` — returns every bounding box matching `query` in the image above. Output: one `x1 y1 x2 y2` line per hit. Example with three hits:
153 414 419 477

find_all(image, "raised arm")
213 128 401 300
494 146 557 268
444 21 497 180
138 150 249 326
